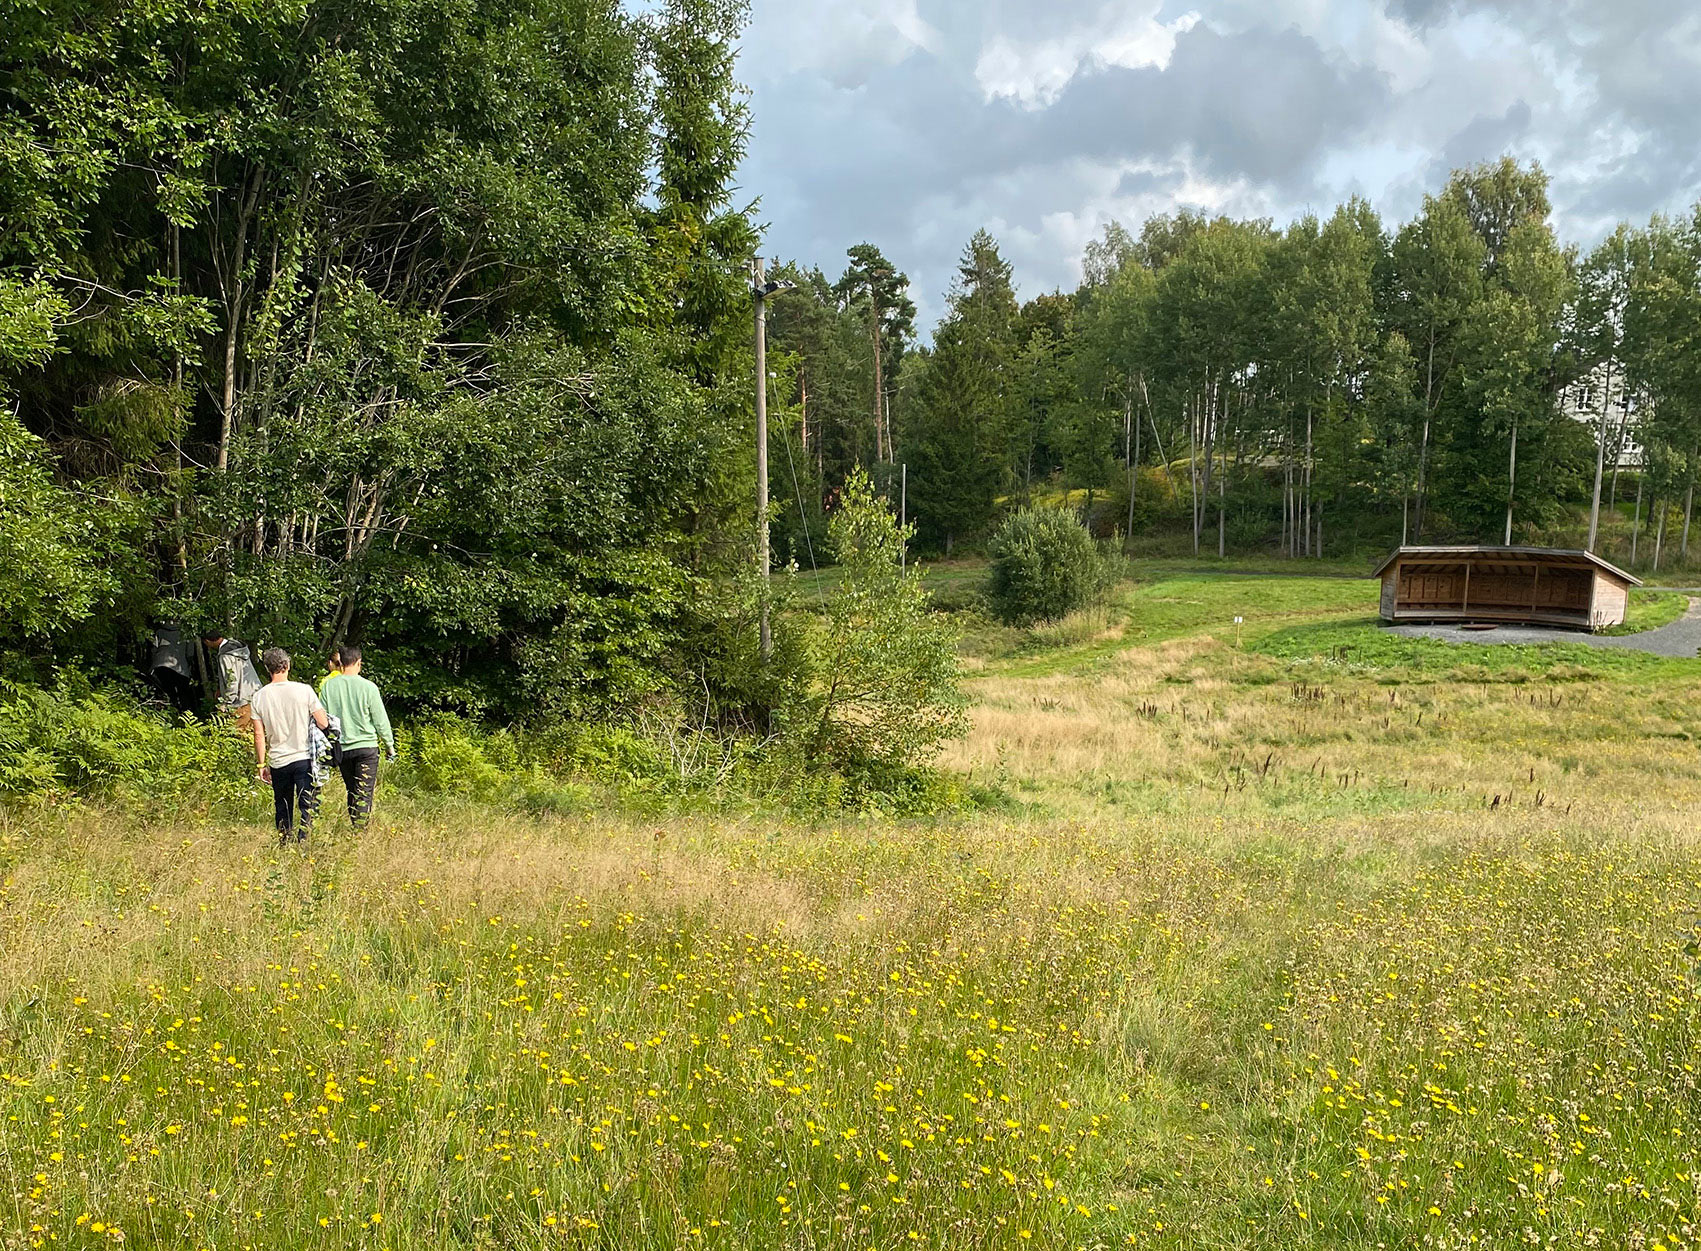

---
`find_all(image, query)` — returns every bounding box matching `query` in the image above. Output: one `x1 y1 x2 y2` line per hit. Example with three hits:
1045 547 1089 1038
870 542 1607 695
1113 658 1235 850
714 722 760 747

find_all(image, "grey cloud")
740 0 1701 325
755 19 1386 222
1113 169 1168 198
1424 99 1533 184
747 17 1382 312
1031 23 1391 185
1437 0 1701 238
1566 161 1679 225
1385 0 1455 29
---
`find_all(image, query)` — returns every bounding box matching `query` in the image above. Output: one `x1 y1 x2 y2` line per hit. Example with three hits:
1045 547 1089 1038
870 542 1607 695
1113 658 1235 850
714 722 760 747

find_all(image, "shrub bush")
986 507 1113 625
802 470 966 770
0 678 252 806
0 653 986 819
406 720 507 799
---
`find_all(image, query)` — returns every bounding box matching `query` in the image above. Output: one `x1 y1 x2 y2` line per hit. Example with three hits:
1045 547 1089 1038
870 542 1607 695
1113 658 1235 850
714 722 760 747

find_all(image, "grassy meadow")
7 569 1701 1249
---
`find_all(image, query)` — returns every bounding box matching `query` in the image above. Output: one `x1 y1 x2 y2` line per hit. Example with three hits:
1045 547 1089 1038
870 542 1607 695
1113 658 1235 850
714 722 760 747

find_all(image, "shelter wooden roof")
1370 545 1640 586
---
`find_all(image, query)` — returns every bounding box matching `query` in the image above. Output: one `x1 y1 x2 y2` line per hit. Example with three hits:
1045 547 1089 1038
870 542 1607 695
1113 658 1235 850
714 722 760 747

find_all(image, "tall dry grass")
947 631 1701 825
7 585 1701 1248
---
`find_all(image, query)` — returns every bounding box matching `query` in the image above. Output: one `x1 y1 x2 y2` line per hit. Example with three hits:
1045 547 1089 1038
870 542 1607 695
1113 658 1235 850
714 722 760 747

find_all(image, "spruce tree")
902 231 1019 553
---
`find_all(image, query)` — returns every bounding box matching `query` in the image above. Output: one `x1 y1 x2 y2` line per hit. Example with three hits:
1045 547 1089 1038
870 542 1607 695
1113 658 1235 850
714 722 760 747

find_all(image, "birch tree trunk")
1216 381 1227 559
1684 479 1695 564
1587 362 1612 551
1653 496 1666 573
1683 444 1697 564
1124 381 1137 547
213 163 265 474
1303 396 1313 557
1631 473 1644 564
1609 396 1636 510
1188 393 1200 556
1282 460 1290 557
1413 333 1436 540
1503 417 1518 546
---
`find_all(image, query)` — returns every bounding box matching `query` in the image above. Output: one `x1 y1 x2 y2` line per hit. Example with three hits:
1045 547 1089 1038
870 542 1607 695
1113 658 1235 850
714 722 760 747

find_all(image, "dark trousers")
271 759 316 842
339 748 381 824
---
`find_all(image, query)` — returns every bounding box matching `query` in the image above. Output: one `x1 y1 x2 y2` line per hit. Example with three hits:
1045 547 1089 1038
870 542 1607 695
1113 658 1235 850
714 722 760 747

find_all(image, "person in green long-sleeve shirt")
319 645 395 827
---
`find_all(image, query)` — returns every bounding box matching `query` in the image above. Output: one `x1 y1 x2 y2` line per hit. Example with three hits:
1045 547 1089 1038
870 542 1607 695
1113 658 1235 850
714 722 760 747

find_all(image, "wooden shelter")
1373 546 1640 632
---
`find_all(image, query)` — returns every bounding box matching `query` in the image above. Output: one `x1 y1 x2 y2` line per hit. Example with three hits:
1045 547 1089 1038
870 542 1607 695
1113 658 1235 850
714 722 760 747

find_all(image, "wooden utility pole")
754 258 772 661
752 261 795 662
871 291 885 462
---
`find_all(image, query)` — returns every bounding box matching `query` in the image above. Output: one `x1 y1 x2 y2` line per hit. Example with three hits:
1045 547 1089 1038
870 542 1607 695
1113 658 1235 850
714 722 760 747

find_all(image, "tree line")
763 159 1701 571
0 0 972 779
1 0 764 719
7 0 1701 740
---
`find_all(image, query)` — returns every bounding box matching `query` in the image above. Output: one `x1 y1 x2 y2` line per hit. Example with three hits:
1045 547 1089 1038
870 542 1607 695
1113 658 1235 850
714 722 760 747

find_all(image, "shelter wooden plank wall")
1373 546 1638 632
1591 573 1628 631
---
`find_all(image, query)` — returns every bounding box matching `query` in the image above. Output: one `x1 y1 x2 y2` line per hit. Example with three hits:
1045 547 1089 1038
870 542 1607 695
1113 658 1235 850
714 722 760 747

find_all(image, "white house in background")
1561 360 1642 469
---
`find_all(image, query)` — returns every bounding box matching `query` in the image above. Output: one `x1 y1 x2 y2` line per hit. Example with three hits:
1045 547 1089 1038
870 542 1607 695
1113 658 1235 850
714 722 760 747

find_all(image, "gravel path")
1387 598 1701 657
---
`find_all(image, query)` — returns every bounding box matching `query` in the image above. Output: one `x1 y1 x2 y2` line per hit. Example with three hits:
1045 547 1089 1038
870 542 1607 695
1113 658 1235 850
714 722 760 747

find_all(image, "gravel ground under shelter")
1386 598 1701 658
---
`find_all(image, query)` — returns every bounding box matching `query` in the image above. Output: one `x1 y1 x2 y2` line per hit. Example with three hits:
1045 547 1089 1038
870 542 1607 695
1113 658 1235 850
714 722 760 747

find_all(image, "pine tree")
835 244 916 464
901 231 1018 553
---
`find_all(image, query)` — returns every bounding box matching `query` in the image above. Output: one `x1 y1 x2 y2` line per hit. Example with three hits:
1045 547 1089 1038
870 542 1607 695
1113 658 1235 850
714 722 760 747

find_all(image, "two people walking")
247 644 395 844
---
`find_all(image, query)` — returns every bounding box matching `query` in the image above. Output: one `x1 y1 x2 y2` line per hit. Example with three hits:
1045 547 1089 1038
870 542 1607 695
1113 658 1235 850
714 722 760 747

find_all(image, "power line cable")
779 409 823 596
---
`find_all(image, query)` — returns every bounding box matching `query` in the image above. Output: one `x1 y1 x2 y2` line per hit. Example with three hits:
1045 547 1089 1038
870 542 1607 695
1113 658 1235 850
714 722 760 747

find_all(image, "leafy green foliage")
407 721 510 799
835 242 916 465
902 231 1018 553
0 0 761 721
0 679 250 804
804 470 965 768
986 507 1112 626
671 562 816 738
0 409 119 639
854 157 1701 568
0 277 117 641
760 250 917 567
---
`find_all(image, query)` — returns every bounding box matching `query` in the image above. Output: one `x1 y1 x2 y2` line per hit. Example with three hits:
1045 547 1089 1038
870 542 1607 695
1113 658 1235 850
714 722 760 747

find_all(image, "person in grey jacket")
202 632 263 729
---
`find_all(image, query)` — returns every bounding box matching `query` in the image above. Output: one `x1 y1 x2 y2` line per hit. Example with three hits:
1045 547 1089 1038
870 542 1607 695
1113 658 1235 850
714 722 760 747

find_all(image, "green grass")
801 553 1376 614
1252 616 1698 680
958 571 1378 678
1602 588 1689 634
1121 552 1377 578
1120 572 1376 645
790 557 988 610
1245 588 1695 681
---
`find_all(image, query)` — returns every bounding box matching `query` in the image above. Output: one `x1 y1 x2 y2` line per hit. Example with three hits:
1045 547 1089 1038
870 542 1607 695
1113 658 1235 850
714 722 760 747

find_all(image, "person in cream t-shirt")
249 647 329 844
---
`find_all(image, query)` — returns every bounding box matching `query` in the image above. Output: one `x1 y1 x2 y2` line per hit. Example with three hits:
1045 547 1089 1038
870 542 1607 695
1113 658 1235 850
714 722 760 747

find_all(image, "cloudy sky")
736 0 1701 326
